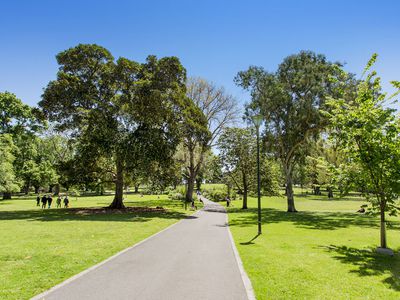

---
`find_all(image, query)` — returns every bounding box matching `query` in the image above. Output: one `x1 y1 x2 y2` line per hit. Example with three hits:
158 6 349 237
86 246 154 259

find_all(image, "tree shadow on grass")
228 207 400 231
0 206 191 223
321 245 400 291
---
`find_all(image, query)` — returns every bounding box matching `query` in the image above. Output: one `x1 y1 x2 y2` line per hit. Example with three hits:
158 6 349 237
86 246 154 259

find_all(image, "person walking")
56 195 62 208
41 195 47 209
47 195 53 208
36 195 40 207
63 195 69 208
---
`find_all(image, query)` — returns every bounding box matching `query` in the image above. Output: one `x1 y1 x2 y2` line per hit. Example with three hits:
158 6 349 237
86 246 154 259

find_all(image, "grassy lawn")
0 193 196 299
227 191 400 299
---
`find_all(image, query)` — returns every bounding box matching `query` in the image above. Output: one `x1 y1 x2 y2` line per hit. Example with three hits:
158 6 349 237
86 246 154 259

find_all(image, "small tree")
219 128 257 209
326 54 400 250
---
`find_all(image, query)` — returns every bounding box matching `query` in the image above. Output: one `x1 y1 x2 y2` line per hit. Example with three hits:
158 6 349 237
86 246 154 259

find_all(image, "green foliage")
201 184 228 202
0 134 20 194
235 50 346 212
326 54 400 248
39 44 189 207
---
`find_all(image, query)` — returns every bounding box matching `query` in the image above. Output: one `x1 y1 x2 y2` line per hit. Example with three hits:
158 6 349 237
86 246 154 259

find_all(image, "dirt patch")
71 206 166 215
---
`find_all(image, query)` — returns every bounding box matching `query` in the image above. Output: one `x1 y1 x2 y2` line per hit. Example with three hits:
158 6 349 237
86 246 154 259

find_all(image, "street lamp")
251 114 263 235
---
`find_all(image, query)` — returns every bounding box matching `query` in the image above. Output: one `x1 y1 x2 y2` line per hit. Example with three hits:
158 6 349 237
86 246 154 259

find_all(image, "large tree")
326 54 400 250
40 44 187 208
235 51 344 212
183 78 238 202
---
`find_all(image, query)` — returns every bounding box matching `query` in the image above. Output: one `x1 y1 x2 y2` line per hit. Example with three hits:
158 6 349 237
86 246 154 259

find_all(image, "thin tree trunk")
380 200 387 248
2 192 12 200
109 159 125 209
134 184 139 193
285 164 297 212
34 185 40 194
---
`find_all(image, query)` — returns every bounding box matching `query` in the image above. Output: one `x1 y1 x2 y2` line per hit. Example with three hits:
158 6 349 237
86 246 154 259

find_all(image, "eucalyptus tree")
183 78 239 202
327 54 400 250
40 44 188 208
235 51 344 212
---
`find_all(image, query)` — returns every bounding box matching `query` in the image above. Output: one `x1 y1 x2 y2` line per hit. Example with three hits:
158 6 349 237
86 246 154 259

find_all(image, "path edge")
31 209 201 300
226 213 257 300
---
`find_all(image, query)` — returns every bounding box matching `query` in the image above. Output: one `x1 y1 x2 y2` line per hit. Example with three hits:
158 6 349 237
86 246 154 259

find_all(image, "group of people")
36 194 69 209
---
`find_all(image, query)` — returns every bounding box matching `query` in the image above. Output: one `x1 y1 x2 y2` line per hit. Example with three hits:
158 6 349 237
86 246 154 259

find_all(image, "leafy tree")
219 127 257 209
326 54 400 250
0 134 20 199
183 78 238 202
0 92 43 135
40 44 187 208
0 92 44 198
235 51 344 212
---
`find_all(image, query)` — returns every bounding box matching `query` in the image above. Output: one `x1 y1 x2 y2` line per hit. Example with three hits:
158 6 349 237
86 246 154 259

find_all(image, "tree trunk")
380 200 387 248
34 185 40 194
109 159 125 209
54 184 60 195
134 184 139 193
285 165 297 212
242 172 248 209
2 192 12 200
185 172 195 203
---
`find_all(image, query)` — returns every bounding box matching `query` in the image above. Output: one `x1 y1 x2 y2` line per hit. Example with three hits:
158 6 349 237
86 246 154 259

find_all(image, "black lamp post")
251 114 263 235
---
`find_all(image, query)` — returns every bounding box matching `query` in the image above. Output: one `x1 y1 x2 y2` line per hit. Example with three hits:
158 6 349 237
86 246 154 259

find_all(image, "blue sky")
1 0 399 109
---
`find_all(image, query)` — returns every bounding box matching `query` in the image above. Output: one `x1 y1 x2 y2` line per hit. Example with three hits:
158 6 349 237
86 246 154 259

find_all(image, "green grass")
0 194 196 299
227 191 400 299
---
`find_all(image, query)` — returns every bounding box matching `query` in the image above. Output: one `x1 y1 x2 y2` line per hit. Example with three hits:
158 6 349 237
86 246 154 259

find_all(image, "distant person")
41 195 47 209
63 195 69 208
56 195 62 208
36 195 40 207
47 195 53 208
226 196 231 207
357 206 366 213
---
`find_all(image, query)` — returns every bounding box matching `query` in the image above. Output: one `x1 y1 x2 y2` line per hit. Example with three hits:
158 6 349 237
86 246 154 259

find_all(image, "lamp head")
251 114 263 128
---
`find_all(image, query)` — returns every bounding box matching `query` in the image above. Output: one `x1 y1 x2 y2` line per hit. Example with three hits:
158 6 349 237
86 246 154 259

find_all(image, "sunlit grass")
0 194 196 299
227 191 400 299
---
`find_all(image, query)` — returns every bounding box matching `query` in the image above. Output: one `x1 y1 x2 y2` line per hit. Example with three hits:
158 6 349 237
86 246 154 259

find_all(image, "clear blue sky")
1 0 399 108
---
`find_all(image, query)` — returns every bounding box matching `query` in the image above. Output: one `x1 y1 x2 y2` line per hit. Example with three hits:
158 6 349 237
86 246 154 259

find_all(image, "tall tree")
183 78 238 202
40 44 187 208
235 51 344 212
326 54 400 250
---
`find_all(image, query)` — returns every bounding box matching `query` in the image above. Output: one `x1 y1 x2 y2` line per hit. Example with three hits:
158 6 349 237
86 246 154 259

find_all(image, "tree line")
1 45 399 249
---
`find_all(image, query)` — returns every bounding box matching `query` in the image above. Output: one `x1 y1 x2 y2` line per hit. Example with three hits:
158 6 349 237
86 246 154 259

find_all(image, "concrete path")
33 198 253 300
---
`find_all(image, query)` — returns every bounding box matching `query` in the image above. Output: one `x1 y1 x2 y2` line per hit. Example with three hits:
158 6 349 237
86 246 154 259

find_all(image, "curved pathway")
33 198 253 300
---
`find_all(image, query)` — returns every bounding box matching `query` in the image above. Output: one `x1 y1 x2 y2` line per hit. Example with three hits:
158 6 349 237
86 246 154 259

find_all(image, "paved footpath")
33 198 253 300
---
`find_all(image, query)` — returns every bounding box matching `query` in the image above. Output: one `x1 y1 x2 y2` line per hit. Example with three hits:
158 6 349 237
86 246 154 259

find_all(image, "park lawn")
227 192 400 300
0 194 196 299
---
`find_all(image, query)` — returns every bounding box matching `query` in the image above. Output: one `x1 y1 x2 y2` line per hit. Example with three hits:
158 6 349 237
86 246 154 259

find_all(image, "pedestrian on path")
48 195 53 208
36 195 40 207
56 195 62 208
41 195 47 209
63 195 69 208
